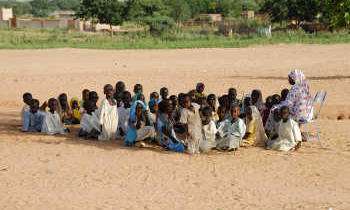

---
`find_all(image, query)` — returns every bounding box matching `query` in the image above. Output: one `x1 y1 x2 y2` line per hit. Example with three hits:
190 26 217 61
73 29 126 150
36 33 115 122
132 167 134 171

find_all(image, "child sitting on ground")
80 89 90 108
241 106 256 146
21 92 32 124
132 84 145 103
41 98 68 135
180 94 203 154
199 106 217 153
150 92 159 101
70 97 82 124
280 88 289 103
124 100 156 147
156 100 185 152
261 96 273 126
117 91 132 138
266 106 302 151
88 91 99 112
216 104 246 151
58 93 72 125
79 100 101 139
113 81 126 107
98 84 119 141
242 106 268 147
240 94 252 119
265 108 281 140
22 99 45 132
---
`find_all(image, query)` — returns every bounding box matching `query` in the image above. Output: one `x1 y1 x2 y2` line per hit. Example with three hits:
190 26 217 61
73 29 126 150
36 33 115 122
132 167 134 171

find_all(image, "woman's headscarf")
250 106 268 146
241 93 251 114
124 100 147 146
252 89 265 112
148 99 158 109
285 69 313 121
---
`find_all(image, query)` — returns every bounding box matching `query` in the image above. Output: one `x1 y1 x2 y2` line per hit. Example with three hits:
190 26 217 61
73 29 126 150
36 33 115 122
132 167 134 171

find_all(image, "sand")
0 44 350 209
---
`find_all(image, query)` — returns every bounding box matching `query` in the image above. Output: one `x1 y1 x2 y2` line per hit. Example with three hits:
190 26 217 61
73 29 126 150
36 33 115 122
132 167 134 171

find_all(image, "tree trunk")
110 25 113 37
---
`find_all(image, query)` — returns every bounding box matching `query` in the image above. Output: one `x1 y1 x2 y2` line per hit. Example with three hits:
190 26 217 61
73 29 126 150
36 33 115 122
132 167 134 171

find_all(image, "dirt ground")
0 44 350 210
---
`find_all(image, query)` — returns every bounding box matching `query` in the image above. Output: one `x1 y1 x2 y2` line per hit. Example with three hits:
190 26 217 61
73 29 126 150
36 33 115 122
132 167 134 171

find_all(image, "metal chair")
299 90 327 148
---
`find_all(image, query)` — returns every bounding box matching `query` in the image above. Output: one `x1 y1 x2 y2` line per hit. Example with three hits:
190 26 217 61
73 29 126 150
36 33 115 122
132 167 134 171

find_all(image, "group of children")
21 81 302 154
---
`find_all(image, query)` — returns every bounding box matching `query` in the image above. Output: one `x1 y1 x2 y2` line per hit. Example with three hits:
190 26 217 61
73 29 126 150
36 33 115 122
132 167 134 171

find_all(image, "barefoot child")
98 84 119 141
22 99 45 132
216 104 246 151
41 98 68 135
242 106 268 147
200 106 217 153
266 106 302 151
80 100 100 139
180 94 203 154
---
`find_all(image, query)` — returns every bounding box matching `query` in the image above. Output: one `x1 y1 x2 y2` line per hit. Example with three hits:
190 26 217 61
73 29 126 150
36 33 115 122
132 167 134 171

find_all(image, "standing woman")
284 69 313 122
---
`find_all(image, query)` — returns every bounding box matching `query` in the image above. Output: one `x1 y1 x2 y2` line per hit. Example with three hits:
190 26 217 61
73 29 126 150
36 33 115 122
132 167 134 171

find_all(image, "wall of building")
0 8 13 21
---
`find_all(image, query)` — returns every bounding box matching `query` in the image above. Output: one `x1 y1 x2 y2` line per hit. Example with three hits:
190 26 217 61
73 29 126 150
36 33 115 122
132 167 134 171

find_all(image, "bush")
144 15 175 35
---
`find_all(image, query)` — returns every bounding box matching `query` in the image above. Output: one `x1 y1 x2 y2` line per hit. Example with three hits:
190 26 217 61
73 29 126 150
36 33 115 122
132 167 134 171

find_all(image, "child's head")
188 90 196 102
246 106 253 121
71 98 80 110
243 96 252 108
281 88 289 101
23 92 33 105
159 99 172 114
178 93 185 107
137 94 145 103
280 106 290 121
29 99 39 114
58 93 68 106
265 96 273 109
170 95 177 109
135 103 143 117
104 84 114 98
149 99 158 114
160 87 169 100
198 97 207 110
150 92 159 101
196 82 205 94
88 91 99 104
230 104 240 120
272 94 281 105
122 91 132 107
182 94 191 109
133 84 143 94
217 106 227 121
201 106 212 123
84 100 96 114
115 81 126 93
207 94 216 108
48 98 58 112
272 108 281 122
82 89 90 102
251 89 262 105
219 95 230 109
228 88 237 100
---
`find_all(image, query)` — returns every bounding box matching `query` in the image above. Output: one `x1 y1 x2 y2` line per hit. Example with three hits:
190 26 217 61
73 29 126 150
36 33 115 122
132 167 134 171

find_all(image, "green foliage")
144 15 175 35
326 0 350 29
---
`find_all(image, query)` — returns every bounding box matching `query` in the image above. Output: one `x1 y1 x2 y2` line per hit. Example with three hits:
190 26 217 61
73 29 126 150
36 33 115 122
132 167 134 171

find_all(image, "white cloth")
200 120 217 153
136 126 156 142
249 106 268 146
98 98 118 141
41 111 66 135
117 106 130 136
267 118 302 151
216 118 246 150
81 112 100 133
21 104 30 125
180 105 203 154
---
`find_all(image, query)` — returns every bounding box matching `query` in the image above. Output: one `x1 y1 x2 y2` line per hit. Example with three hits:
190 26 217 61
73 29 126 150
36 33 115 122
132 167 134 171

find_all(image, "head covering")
241 93 251 114
252 89 265 111
250 106 268 146
70 97 80 109
148 99 158 109
285 69 313 121
124 100 147 147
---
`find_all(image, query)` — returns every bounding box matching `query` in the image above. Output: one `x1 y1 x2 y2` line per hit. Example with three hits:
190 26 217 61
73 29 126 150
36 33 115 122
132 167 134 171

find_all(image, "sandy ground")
0 44 350 209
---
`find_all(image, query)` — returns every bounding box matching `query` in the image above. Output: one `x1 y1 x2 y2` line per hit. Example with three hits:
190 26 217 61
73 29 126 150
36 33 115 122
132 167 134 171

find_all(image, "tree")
30 0 53 17
260 0 289 25
76 0 125 36
167 0 191 22
124 0 168 22
326 0 350 29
